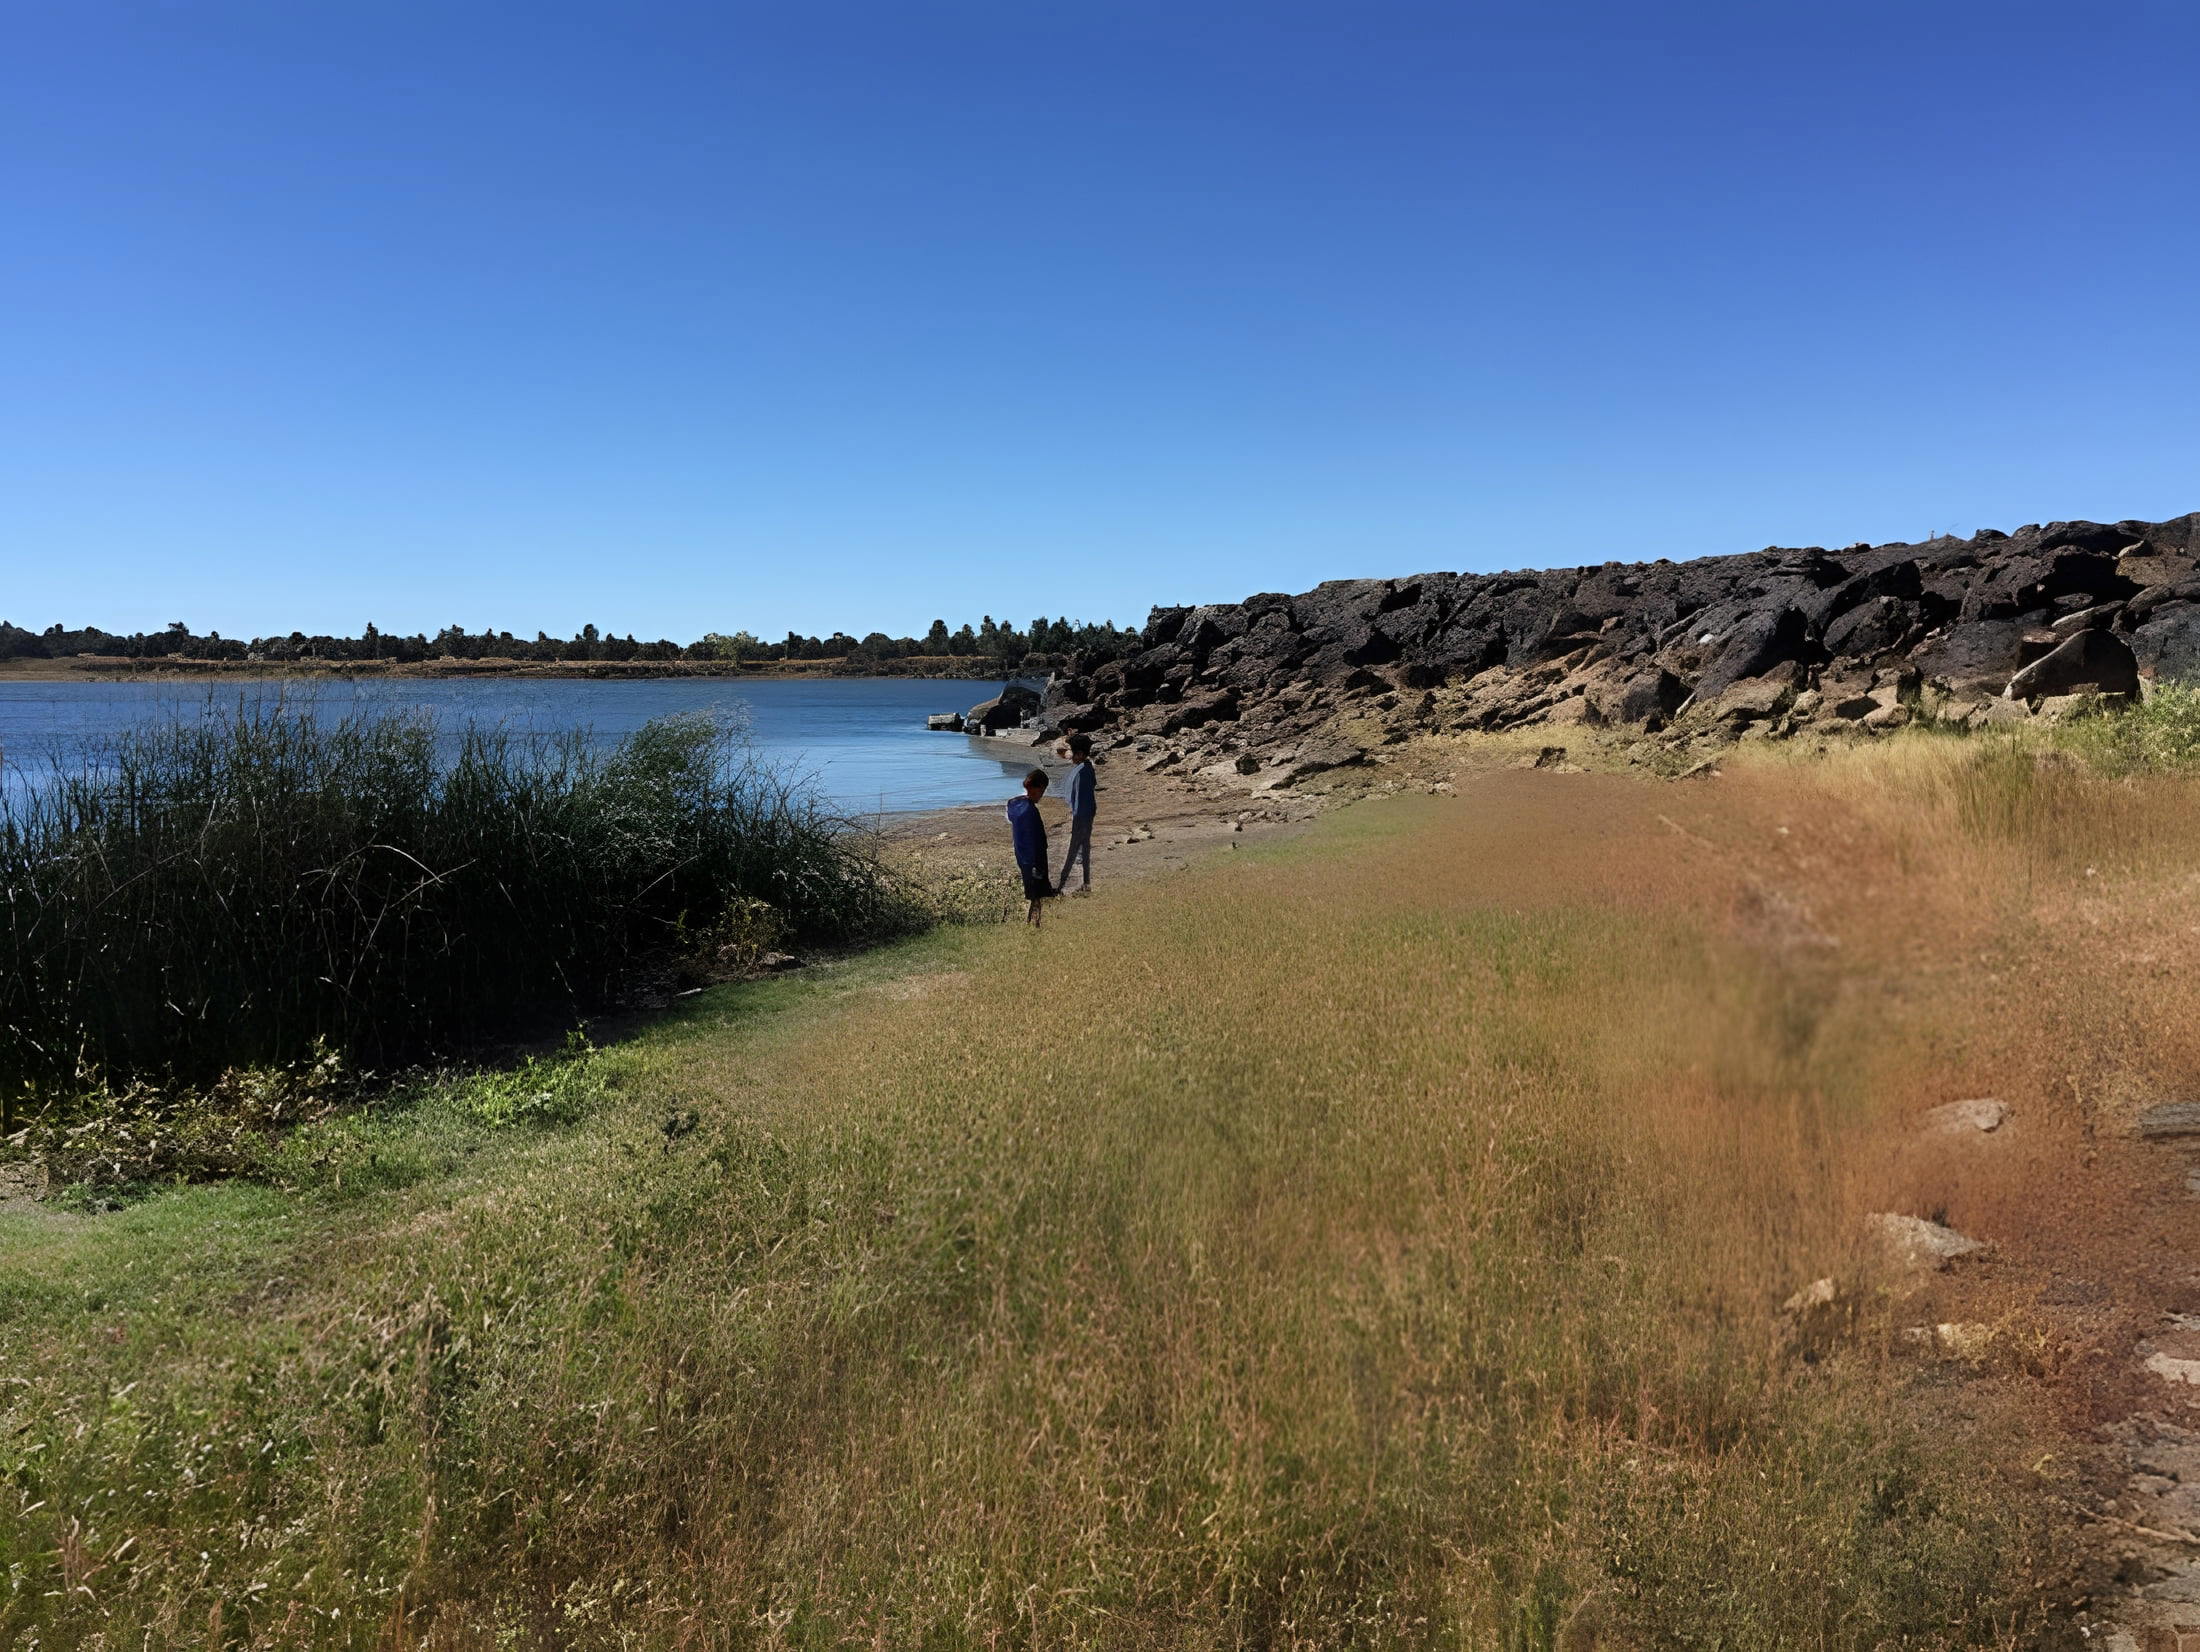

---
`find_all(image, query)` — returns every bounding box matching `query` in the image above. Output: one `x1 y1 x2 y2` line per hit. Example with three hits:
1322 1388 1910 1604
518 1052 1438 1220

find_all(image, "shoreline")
876 741 1322 889
0 654 1011 684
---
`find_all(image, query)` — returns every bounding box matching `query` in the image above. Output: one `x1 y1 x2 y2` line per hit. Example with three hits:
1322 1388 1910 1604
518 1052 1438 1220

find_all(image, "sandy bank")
878 740 1321 893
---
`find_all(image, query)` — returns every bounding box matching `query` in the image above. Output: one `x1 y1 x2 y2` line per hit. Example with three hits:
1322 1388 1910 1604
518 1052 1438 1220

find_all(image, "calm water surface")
0 677 1046 815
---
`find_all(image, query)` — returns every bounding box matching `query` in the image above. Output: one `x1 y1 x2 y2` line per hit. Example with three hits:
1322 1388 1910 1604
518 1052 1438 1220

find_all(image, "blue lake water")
0 677 1047 816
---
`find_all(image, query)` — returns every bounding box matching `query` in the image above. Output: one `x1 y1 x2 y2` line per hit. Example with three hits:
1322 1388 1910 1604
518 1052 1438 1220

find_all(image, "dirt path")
878 740 1325 896
2090 1119 2200 1652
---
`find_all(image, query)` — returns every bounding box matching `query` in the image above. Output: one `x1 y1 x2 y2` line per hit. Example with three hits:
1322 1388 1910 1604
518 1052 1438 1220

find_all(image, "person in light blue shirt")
1054 732 1097 895
1005 768 1054 926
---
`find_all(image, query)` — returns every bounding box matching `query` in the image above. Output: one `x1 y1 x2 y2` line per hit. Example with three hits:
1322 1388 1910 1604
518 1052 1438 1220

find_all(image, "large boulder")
1299 623 1403 676
1158 688 1239 735
1590 667 1687 726
1822 595 1919 660
1693 606 1809 702
1289 580 1391 644
965 684 1042 733
2004 628 2140 701
2126 577 2200 623
1913 620 2033 695
1958 548 2131 622
1041 700 1107 734
1117 643 1184 695
2118 553 2198 591
1141 606 1191 645
1482 576 1591 666
2146 513 2200 555
1710 671 1797 724
1260 738 1364 790
2040 521 2143 555
1173 606 1242 658
2131 603 2200 686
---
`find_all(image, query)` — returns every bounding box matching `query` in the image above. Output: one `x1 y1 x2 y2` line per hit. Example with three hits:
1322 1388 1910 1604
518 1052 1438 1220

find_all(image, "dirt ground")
874 721 1602 893
878 737 1327 893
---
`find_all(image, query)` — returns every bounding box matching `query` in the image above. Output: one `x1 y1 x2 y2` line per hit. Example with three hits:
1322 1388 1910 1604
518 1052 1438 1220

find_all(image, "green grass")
2055 680 2200 773
0 1183 295 1322
0 796 2076 1649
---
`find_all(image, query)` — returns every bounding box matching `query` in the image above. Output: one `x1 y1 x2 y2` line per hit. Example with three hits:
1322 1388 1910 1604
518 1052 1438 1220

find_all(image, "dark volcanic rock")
1694 606 1809 702
2005 628 2141 701
1592 667 1687 726
1911 621 2034 694
1043 700 1108 734
1822 596 1919 659
2131 603 2200 686
1044 513 2200 780
2042 522 2145 556
1159 688 1239 735
966 684 1043 733
2126 578 2200 623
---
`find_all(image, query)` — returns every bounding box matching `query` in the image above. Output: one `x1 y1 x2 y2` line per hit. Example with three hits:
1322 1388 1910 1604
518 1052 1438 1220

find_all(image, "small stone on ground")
1866 1212 1987 1270
1920 1097 2008 1134
2139 1103 2200 1140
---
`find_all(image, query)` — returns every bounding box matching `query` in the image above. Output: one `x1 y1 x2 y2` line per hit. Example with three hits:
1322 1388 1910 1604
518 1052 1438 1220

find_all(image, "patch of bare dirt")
881 745 1321 894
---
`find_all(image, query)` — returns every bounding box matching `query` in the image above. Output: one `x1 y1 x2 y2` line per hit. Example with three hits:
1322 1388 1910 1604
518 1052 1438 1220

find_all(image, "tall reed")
0 701 915 1106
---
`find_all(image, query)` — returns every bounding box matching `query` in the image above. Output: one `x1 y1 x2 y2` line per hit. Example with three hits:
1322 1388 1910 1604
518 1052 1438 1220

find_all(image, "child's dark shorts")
1018 864 1055 902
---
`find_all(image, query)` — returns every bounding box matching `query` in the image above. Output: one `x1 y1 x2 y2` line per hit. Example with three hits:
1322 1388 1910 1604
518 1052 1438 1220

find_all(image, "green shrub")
16 1037 615 1195
18 1042 352 1191
449 1042 607 1129
2058 681 2200 772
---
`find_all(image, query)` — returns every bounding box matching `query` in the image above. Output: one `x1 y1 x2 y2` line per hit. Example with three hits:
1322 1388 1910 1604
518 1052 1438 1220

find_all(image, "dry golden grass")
14 734 2200 1646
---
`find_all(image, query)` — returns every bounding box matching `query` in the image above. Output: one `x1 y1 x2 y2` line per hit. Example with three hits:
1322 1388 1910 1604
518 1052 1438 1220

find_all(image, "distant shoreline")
0 654 1011 685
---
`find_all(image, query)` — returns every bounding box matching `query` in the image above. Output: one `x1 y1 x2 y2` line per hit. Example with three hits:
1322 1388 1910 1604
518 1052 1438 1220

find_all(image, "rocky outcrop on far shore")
1030 513 2200 790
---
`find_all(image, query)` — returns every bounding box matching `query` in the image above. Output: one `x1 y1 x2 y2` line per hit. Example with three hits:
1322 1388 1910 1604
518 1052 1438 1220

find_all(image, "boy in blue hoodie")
1005 768 1054 927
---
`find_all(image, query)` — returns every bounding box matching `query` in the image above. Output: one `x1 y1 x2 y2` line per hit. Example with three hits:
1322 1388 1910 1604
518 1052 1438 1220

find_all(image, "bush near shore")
0 704 916 1112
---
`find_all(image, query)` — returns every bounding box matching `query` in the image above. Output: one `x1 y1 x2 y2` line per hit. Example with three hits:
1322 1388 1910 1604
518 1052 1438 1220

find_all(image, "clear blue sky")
5 1 2197 643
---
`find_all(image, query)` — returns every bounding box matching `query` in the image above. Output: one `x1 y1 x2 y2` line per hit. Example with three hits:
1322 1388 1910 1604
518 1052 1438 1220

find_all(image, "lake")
0 677 1050 816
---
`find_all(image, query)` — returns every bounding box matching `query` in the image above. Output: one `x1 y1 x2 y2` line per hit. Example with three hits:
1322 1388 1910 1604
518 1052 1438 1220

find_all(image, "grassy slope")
12 753 2166 1648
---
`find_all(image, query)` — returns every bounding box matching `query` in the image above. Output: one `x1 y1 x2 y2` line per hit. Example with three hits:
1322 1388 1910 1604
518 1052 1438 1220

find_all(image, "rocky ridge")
1032 513 2200 790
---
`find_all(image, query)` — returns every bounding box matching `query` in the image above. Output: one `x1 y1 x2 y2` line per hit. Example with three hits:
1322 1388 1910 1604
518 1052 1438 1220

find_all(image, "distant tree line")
0 614 1138 669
